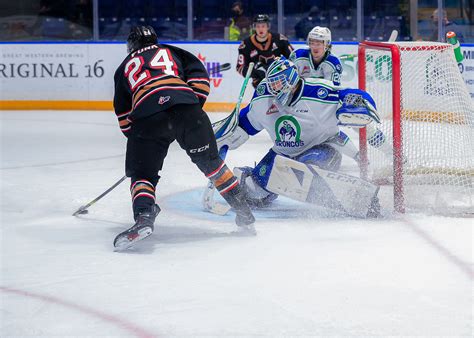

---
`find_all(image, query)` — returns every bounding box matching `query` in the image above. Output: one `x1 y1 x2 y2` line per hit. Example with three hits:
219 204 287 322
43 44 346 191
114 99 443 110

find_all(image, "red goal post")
358 41 404 212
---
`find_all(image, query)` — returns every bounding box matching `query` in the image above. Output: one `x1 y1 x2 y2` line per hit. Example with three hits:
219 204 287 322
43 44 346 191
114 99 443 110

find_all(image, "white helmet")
307 26 332 51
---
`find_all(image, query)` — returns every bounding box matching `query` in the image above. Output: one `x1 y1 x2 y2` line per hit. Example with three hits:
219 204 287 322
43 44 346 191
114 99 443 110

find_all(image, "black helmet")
253 14 270 25
127 26 157 53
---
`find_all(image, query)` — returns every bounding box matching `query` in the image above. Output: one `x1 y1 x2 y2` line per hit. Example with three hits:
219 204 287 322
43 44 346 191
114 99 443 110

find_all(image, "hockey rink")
1 110 472 337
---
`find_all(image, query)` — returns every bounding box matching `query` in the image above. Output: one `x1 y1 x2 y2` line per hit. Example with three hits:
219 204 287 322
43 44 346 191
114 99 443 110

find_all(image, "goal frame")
358 41 474 213
358 42 404 213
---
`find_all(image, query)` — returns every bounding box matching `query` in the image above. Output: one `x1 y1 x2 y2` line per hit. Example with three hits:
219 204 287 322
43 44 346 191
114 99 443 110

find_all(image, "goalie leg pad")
266 155 380 218
294 144 342 172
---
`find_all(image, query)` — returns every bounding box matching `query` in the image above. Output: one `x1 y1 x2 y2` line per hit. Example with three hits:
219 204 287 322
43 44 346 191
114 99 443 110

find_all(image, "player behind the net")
290 26 397 165
112 26 255 250
216 57 381 218
236 14 294 88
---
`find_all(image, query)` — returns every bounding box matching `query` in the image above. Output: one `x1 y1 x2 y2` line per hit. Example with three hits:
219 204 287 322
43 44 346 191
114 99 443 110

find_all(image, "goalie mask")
265 57 300 106
307 26 332 52
127 26 158 53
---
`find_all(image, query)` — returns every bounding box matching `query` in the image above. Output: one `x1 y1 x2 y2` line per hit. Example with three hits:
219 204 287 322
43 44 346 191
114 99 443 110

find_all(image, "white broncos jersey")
289 48 342 85
239 78 341 157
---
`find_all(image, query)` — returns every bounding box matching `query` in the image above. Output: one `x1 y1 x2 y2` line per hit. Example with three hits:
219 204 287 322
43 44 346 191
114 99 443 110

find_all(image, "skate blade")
114 227 153 252
236 223 257 236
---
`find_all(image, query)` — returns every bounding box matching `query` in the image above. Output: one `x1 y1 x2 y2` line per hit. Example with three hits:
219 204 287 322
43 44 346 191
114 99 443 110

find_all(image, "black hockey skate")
113 204 160 251
218 178 256 234
235 208 256 235
233 194 256 234
235 208 255 227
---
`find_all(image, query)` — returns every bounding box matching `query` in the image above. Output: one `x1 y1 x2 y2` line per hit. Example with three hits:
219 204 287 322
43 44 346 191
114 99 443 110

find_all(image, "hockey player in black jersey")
113 26 255 251
236 14 294 88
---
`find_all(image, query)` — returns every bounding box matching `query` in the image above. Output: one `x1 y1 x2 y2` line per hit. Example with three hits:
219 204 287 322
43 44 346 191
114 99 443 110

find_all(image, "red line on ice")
404 219 474 280
0 286 157 338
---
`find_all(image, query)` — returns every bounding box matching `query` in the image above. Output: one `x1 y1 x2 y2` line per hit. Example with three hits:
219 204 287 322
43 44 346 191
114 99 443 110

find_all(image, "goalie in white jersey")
291 26 396 164
217 57 382 218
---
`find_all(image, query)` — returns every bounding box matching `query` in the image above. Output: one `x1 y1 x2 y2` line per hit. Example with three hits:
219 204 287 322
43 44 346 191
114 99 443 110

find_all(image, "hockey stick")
72 175 127 216
211 62 255 135
388 29 398 42
208 62 231 75
202 62 255 215
339 31 398 61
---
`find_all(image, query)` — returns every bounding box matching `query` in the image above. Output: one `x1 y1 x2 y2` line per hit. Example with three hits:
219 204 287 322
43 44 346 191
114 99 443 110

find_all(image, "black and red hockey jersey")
113 43 210 136
236 32 293 87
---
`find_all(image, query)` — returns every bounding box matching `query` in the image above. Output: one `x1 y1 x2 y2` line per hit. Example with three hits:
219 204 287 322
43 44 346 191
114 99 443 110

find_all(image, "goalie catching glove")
336 89 380 128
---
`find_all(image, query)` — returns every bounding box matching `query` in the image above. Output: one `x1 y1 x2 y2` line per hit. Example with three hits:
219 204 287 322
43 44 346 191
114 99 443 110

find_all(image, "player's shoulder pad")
157 43 185 59
292 48 310 59
301 78 339 102
277 33 289 41
114 55 131 79
239 38 250 50
114 63 123 79
324 53 343 73
158 43 175 52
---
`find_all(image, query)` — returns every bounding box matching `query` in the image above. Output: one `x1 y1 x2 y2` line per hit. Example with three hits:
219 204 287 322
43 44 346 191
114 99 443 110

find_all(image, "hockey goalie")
213 57 382 218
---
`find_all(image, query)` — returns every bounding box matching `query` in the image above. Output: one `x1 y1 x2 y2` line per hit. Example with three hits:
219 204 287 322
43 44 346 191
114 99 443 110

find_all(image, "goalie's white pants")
265 155 380 218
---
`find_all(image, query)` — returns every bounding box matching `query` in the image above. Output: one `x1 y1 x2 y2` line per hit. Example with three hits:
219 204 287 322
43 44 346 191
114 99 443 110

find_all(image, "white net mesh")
361 41 473 214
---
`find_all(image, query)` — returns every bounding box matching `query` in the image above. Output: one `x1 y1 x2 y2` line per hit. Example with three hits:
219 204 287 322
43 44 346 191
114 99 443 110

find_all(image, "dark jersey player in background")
236 14 294 87
113 26 255 251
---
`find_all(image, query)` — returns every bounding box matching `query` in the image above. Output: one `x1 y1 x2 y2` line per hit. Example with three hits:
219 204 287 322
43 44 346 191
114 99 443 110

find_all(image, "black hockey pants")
125 103 222 216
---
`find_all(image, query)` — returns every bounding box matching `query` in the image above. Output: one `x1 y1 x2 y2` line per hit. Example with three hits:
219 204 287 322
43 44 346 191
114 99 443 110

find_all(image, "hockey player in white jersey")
290 26 396 164
216 57 381 218
290 26 342 85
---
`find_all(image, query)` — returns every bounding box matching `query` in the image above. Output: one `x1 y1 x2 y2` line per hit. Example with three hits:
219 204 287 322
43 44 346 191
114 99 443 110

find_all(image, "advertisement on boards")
0 42 472 110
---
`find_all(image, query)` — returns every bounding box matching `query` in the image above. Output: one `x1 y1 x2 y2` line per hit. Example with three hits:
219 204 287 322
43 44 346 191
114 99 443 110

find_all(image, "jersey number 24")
125 49 178 90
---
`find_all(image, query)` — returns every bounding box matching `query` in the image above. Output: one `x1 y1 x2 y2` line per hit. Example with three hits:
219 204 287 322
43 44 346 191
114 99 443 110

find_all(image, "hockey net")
358 41 473 214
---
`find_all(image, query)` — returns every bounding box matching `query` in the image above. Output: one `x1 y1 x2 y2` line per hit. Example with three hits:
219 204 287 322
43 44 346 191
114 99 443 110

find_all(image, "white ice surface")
0 111 472 337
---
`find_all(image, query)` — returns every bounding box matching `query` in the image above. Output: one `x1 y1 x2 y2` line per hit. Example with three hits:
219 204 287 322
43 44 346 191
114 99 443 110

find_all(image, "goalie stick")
202 62 255 215
210 62 255 138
